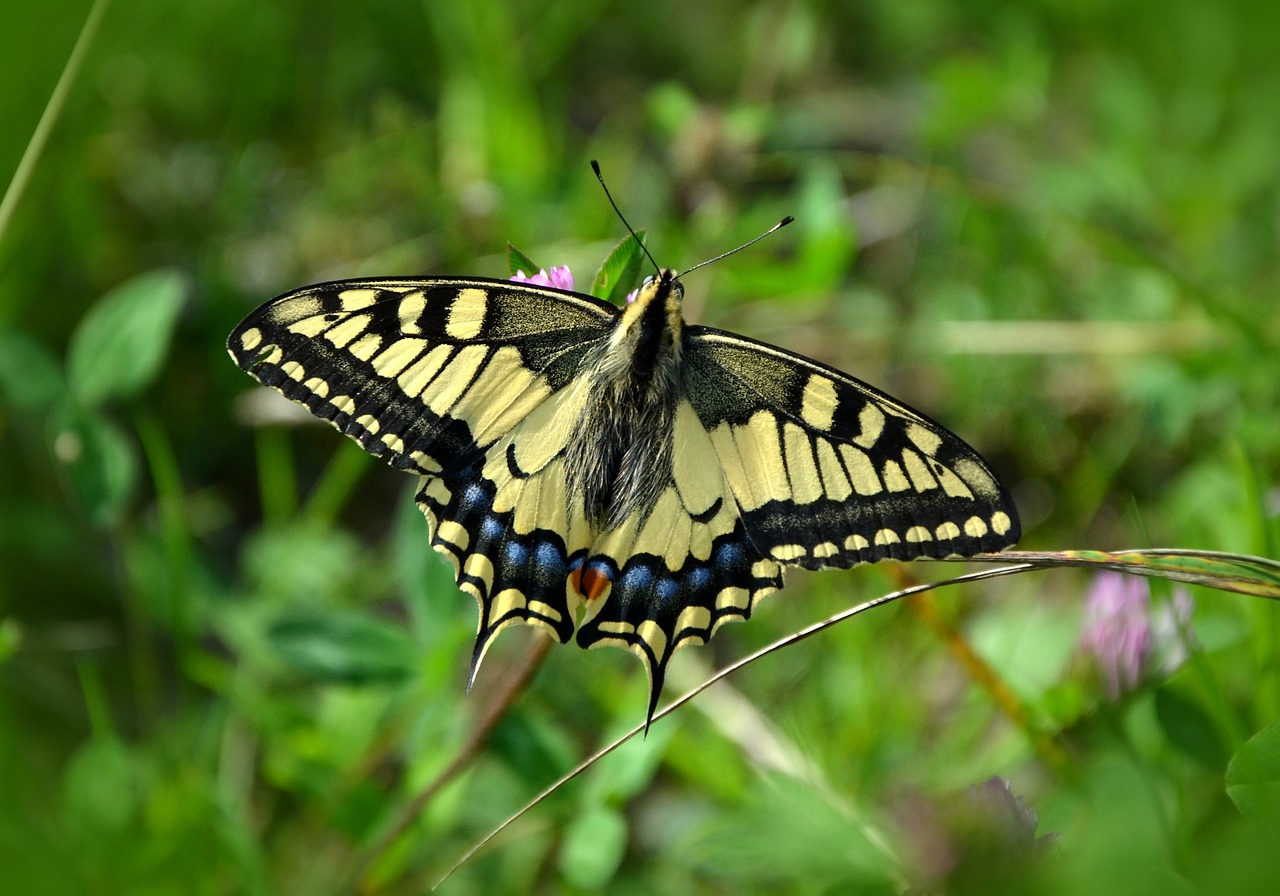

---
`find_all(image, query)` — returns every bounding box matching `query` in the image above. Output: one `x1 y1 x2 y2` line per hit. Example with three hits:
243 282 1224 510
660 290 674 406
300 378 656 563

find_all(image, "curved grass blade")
992 549 1280 599
0 0 110 245
431 563 1034 889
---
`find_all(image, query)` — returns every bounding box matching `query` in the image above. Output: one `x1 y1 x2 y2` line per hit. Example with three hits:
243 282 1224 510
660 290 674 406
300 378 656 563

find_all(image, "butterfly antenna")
678 215 794 279
591 159 661 275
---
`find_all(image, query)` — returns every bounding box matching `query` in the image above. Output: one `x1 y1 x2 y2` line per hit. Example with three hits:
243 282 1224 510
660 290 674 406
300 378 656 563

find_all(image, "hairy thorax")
563 271 685 531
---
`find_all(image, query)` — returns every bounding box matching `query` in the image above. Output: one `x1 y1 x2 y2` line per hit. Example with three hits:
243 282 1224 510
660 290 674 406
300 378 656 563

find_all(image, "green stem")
133 410 193 647
300 443 373 529
75 659 116 740
254 428 297 525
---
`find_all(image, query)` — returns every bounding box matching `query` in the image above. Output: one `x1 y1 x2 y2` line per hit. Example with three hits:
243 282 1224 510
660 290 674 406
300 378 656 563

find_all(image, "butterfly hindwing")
416 372 604 674
574 399 784 719
683 326 1021 568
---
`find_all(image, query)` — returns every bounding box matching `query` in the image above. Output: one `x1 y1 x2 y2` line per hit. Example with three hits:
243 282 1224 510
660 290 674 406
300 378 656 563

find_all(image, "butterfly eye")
641 274 655 287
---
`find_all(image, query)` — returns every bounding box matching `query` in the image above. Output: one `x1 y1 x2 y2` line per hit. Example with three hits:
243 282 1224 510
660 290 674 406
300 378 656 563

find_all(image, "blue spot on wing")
534 541 567 581
573 522 785 730
414 465 578 654
503 539 528 568
714 540 745 567
687 566 712 590
461 482 487 510
622 564 655 591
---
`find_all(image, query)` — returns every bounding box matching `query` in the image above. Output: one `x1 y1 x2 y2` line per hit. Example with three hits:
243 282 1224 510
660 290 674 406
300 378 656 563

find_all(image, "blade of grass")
133 411 194 648
75 658 117 740
253 428 297 525
0 0 110 245
991 549 1280 598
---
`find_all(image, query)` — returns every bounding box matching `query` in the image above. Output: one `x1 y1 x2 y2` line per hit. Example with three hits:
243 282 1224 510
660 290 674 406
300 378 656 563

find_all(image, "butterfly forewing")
683 327 1020 566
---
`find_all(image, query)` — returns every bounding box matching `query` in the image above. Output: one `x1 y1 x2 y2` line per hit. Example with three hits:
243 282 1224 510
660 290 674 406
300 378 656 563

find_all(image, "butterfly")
228 229 1020 727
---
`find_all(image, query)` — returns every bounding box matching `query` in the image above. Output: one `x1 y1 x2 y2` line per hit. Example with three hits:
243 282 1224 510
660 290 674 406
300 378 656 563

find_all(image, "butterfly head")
599 267 685 384
627 268 685 331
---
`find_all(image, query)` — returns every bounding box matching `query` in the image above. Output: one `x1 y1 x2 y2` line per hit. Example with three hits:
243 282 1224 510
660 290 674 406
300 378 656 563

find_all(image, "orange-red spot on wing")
571 565 612 601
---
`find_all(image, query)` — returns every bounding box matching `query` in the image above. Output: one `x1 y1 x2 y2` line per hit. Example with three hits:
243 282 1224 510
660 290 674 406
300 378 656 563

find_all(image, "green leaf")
506 243 541 278
1226 722 1280 819
559 805 628 889
0 326 65 411
266 610 416 685
244 524 364 606
590 230 647 304
1154 686 1229 767
66 268 187 407
61 738 138 835
47 402 138 527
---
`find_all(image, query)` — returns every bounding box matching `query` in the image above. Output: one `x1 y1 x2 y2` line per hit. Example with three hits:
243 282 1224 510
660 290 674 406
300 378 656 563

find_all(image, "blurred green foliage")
2 0 1279 892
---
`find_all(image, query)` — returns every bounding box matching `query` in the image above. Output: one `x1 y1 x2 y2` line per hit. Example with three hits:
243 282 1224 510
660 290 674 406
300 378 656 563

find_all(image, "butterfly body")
567 268 683 530
229 267 1019 723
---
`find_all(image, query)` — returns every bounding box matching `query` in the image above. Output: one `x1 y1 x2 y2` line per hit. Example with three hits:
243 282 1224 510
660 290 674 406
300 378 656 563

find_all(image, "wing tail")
575 512 783 730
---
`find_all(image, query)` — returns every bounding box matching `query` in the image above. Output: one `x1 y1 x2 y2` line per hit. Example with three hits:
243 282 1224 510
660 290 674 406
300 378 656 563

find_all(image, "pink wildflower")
510 266 575 291
1078 572 1195 699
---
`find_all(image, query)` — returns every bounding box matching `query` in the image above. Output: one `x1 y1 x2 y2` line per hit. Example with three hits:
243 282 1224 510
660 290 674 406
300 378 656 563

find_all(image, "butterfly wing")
682 326 1021 566
228 277 617 670
573 398 785 723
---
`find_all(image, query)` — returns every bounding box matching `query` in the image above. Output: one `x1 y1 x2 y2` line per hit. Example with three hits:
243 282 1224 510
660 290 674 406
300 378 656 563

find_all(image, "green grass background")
2 0 1279 892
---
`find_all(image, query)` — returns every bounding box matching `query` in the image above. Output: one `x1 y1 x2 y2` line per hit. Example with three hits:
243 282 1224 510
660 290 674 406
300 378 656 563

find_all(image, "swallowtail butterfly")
228 202 1019 726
